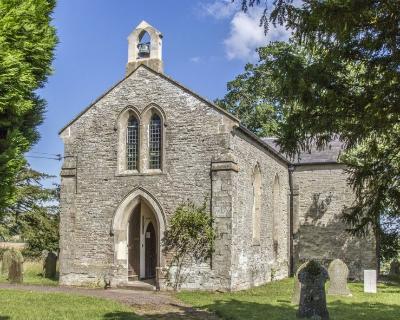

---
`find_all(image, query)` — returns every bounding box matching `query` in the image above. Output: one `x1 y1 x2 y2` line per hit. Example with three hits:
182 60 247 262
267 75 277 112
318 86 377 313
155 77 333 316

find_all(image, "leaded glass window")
126 116 139 170
149 114 161 169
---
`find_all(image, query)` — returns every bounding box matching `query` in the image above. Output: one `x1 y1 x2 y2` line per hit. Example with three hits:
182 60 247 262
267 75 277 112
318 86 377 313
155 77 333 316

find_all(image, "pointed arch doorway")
127 200 158 281
112 188 165 285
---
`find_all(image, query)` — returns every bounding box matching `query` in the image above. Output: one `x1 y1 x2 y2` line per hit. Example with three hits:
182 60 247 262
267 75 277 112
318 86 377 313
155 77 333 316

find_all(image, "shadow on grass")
0 317 10 320
115 299 400 320
103 304 218 320
33 271 59 280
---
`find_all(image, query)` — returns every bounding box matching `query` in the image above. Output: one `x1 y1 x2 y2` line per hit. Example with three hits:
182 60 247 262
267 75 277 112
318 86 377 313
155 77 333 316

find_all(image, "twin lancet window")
126 117 139 170
149 114 161 169
123 112 162 172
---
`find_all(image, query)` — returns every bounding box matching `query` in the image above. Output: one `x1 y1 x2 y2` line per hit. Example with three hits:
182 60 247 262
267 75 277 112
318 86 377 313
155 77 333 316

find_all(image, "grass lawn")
0 261 58 286
0 289 140 320
177 278 400 320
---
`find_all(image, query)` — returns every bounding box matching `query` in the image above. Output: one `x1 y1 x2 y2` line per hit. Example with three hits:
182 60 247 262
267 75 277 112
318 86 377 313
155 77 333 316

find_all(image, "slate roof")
261 137 345 165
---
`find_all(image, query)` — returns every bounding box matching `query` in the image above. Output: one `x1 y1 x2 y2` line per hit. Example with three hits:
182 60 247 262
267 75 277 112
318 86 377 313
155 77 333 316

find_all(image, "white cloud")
224 7 290 61
201 0 238 19
202 1 291 61
189 56 201 63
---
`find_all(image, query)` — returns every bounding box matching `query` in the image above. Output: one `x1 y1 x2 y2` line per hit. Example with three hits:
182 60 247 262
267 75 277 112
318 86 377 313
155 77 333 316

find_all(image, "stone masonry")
292 164 376 279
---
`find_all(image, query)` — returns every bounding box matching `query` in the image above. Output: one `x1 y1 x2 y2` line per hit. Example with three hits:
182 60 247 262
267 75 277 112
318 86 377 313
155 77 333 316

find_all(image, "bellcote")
126 21 163 75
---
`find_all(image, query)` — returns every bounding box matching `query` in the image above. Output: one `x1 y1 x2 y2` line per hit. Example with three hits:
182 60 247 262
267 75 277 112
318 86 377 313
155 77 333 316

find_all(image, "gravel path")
0 283 219 319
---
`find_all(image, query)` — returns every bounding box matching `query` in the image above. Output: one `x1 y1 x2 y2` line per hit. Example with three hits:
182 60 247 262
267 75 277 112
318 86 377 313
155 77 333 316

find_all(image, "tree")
162 202 215 290
229 0 400 268
0 0 57 211
0 165 59 257
215 64 282 136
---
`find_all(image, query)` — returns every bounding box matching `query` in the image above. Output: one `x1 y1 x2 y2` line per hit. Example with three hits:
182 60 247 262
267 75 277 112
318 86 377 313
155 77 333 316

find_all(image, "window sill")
115 170 165 177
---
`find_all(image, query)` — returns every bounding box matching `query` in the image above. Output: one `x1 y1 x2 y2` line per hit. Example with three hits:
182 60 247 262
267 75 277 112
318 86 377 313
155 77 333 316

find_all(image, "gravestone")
297 260 329 320
43 251 57 279
7 250 24 284
1 249 13 275
364 270 377 293
292 262 308 304
327 259 351 296
389 259 400 276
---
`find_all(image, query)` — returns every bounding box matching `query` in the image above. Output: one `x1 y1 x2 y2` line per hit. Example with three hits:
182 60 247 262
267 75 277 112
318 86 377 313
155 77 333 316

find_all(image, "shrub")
162 201 215 290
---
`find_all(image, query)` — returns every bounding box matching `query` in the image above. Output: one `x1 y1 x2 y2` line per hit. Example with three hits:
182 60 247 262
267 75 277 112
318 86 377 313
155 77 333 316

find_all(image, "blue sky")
28 0 289 184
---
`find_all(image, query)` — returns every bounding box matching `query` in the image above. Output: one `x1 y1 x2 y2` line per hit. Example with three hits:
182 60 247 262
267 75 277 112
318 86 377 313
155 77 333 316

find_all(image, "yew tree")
223 1 400 262
0 0 57 213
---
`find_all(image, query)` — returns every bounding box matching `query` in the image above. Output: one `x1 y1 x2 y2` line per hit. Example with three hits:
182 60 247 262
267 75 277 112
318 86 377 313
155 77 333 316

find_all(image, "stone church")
59 21 375 290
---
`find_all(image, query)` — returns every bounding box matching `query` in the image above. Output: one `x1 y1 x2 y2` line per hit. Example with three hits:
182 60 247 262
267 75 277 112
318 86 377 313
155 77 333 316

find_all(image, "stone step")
128 274 139 281
118 280 156 291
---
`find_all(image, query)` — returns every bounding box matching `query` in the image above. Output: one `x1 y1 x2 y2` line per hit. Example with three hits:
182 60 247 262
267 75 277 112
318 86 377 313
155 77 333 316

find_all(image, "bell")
138 42 150 57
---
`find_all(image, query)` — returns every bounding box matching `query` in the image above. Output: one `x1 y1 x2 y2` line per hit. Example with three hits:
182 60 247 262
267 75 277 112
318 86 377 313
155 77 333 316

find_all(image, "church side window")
149 114 162 169
252 165 262 244
272 174 280 259
127 116 139 170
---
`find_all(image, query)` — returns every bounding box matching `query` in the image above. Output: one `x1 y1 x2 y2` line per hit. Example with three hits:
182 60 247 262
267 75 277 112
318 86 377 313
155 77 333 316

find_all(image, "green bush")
162 201 215 290
21 209 59 258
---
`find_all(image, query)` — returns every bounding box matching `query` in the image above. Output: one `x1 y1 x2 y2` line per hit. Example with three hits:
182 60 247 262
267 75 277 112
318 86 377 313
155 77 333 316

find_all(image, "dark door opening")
145 222 156 279
128 204 141 281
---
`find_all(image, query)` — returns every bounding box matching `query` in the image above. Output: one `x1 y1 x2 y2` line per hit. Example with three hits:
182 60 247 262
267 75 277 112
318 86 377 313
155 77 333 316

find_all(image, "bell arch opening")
137 30 151 59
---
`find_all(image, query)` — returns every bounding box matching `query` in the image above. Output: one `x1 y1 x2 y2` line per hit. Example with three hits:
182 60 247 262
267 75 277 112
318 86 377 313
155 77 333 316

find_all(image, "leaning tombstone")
43 251 57 279
7 250 24 284
389 259 400 276
327 259 352 296
291 262 308 304
364 270 377 293
297 260 329 320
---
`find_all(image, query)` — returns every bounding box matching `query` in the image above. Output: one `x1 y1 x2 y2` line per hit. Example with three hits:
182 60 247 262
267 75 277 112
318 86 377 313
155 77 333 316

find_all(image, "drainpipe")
288 165 295 277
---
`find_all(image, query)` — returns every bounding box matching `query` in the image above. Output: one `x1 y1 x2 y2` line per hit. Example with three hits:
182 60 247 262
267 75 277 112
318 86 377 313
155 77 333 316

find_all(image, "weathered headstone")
1 249 13 275
43 251 57 279
297 260 329 320
327 259 351 296
389 259 400 276
7 250 24 284
292 262 308 304
364 270 377 293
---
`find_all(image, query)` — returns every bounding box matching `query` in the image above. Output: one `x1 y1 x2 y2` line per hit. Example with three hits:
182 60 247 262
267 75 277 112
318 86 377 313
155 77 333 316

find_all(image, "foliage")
177 278 400 320
341 131 400 263
162 201 215 290
21 209 59 258
215 64 282 136
228 1 400 257
0 165 59 257
0 0 57 213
